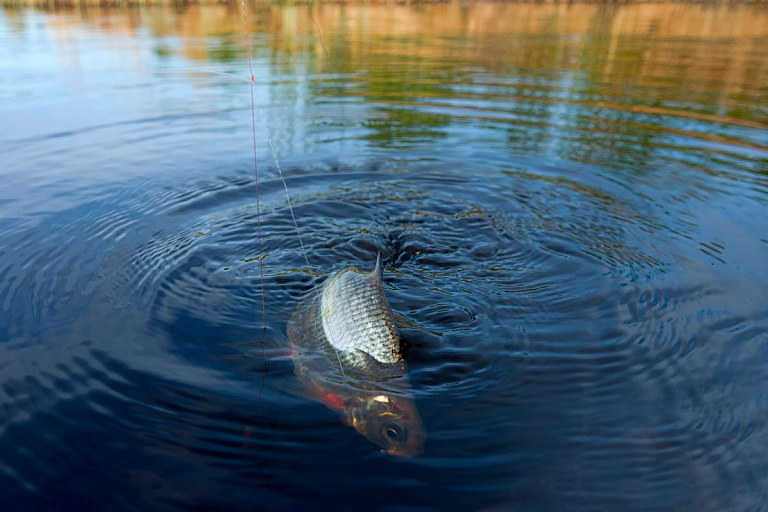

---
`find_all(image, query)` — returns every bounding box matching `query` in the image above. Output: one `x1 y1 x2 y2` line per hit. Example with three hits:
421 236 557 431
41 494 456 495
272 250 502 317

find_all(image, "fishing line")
236 1 348 385
302 0 351 385
240 0 267 332
195 5 349 385
258 101 310 271
299 2 351 385
241 3 310 272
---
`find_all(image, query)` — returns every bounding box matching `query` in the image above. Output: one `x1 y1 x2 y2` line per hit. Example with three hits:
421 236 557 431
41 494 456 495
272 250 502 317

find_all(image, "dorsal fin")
368 252 382 281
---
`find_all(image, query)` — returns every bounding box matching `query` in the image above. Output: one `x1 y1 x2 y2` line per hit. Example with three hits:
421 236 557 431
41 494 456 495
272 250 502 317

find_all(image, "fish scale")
286 254 424 456
320 256 402 366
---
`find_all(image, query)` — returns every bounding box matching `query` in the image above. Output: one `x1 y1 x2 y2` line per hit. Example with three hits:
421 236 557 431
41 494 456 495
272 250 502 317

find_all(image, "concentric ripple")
1 3 768 511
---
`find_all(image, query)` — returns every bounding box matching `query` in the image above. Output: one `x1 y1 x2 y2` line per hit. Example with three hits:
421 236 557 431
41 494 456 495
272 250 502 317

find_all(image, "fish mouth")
387 444 423 458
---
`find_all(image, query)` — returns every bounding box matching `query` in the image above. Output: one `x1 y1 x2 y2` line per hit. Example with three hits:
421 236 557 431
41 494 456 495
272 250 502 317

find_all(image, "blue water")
1 3 767 510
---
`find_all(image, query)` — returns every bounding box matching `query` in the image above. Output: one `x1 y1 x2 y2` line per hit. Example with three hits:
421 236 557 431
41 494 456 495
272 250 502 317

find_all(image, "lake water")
1 2 767 510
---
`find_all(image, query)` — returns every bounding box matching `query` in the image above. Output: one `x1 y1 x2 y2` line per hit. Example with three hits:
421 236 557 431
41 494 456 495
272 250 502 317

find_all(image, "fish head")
346 389 425 457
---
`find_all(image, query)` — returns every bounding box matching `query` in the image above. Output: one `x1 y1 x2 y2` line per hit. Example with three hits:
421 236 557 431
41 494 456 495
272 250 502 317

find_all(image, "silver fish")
286 255 425 457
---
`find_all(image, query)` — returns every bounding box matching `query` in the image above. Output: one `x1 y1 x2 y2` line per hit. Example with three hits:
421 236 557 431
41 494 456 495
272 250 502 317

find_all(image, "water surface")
1 3 768 510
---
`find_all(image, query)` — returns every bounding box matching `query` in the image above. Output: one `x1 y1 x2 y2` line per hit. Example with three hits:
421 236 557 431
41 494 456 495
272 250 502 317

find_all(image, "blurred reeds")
2 0 766 10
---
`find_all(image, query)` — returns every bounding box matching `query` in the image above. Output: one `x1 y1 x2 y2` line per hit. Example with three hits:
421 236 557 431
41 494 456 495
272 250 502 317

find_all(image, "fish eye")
381 422 408 445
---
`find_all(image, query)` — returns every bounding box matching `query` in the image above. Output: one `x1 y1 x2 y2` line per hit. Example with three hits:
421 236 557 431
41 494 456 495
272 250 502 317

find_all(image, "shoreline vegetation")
2 0 767 9
3 1 764 97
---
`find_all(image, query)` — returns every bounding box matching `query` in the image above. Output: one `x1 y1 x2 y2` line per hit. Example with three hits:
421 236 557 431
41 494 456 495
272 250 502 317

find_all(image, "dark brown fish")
286 255 424 456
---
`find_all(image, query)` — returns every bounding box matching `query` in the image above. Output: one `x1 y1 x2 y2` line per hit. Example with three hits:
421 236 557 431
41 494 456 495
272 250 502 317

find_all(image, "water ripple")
2 3 768 510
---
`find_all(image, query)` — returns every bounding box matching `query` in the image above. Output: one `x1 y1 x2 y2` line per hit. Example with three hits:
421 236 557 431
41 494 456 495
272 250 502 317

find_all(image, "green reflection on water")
4 3 767 169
